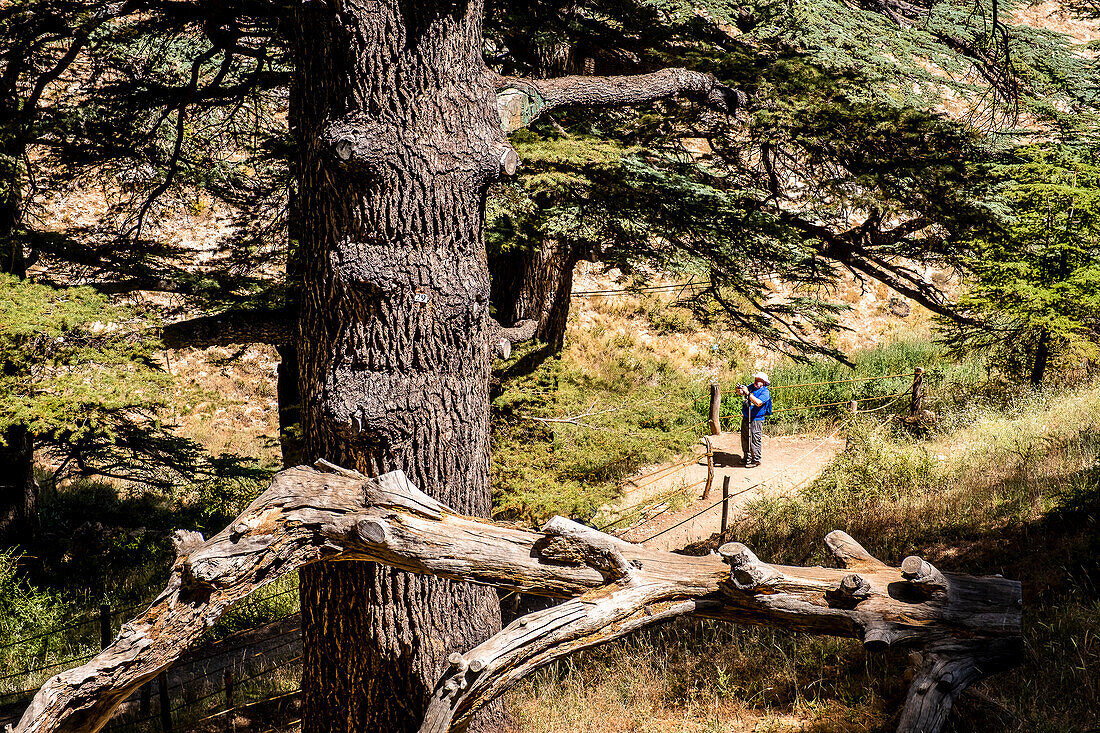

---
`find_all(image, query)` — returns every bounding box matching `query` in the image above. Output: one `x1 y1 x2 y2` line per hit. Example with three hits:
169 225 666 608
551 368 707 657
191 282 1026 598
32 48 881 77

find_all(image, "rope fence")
596 367 925 538
635 424 844 544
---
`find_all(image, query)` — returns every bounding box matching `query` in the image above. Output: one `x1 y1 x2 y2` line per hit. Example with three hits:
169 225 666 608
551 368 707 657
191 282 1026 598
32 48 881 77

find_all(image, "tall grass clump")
0 550 69 646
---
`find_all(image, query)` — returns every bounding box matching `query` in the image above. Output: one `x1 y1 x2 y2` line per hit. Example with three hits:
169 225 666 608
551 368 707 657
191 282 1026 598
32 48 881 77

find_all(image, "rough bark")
489 237 583 353
495 68 747 132
289 0 514 728
13 464 1023 733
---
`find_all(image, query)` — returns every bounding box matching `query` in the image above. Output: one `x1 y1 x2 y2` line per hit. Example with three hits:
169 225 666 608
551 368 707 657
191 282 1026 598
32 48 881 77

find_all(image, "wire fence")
0 580 302 721
100 641 303 733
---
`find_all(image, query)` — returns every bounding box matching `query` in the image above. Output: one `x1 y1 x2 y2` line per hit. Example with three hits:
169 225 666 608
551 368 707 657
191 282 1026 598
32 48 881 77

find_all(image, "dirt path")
615 430 845 551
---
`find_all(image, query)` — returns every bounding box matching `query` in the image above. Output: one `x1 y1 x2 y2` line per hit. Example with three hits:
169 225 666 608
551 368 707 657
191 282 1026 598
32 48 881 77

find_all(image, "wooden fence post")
910 366 924 416
157 671 172 733
702 437 714 499
709 381 722 436
99 603 111 650
720 475 731 534
224 670 235 733
849 400 858 414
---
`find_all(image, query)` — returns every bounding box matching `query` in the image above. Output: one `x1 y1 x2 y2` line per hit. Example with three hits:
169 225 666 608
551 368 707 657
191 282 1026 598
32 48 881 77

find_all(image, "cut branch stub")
15 465 1022 733
537 516 640 581
826 573 872 608
718 542 780 592
488 318 538 360
901 555 948 593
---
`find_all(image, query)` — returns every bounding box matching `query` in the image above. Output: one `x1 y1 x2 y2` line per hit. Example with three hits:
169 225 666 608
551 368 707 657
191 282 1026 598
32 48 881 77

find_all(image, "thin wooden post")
701 437 714 499
910 366 924 416
709 381 721 435
720 475 731 534
157 672 172 733
99 603 111 650
224 670 235 733
849 400 858 414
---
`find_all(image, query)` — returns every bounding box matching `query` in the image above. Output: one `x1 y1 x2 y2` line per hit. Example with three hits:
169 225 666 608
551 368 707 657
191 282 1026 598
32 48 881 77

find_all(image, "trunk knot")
826 573 873 608
319 115 397 175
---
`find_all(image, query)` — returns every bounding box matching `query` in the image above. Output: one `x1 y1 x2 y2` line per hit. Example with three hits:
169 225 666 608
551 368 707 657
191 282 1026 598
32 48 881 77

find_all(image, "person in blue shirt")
737 372 772 468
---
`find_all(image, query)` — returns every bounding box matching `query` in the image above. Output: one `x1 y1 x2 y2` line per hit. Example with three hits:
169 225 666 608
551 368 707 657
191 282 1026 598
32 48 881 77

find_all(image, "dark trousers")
740 417 763 464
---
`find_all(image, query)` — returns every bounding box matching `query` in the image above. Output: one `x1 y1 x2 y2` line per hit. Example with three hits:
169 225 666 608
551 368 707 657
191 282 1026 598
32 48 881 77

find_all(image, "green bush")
0 549 69 646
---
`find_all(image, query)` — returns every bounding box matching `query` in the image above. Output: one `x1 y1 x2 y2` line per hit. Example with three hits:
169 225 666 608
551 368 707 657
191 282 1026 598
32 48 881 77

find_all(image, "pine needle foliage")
938 145 1100 384
0 275 266 488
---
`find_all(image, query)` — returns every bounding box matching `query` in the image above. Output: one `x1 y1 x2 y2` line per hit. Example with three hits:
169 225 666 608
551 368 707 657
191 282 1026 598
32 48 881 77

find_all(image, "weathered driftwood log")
15 462 1021 733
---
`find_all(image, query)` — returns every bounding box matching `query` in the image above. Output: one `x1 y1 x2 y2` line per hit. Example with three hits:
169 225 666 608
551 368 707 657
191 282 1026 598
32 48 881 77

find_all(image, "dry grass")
165 345 281 467
506 620 902 733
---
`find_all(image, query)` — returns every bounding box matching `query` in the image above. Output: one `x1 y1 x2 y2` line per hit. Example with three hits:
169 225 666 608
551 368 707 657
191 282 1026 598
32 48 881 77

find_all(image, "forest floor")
615 431 846 550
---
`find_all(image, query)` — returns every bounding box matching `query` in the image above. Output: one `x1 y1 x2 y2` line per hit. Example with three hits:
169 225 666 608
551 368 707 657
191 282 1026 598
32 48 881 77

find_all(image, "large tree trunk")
290 0 513 729
489 237 582 353
0 136 38 544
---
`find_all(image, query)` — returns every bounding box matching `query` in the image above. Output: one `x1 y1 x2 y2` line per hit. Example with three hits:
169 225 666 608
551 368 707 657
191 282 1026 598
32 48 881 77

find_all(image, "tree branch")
487 318 537 359
160 306 294 348
495 68 747 132
15 463 1022 733
776 210 975 324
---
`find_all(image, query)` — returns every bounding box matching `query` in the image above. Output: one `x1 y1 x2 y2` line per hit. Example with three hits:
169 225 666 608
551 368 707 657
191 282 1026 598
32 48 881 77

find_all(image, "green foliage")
0 274 270 489
939 145 1100 383
0 549 69 646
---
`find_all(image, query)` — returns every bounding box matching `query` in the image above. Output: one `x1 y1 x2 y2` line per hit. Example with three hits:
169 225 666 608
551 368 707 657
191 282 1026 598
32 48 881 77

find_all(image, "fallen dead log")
14 461 1021 733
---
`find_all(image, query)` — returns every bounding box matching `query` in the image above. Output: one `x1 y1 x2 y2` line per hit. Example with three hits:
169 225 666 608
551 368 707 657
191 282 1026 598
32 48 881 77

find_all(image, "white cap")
752 372 770 385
